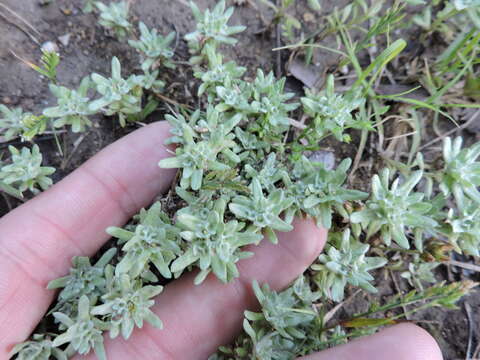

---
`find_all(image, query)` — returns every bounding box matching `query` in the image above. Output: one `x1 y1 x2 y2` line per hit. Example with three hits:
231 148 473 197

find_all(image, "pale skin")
0 122 443 360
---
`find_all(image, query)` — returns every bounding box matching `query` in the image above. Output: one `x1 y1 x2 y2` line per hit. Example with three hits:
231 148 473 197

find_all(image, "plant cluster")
6 1 480 359
0 145 55 198
312 229 387 301
95 1 132 39
0 1 177 202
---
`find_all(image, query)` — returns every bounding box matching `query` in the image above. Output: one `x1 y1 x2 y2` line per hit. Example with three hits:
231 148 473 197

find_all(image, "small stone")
58 33 71 47
2 96 12 104
41 41 59 53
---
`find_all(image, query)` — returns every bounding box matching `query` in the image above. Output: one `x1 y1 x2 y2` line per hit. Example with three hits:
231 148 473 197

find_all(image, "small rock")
2 96 12 105
58 33 71 47
288 59 322 89
308 150 336 171
41 41 59 53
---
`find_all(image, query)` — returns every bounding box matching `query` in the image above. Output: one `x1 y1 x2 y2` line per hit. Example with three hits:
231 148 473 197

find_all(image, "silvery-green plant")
224 277 330 360
311 229 387 301
0 105 30 140
453 0 480 10
234 126 269 160
107 202 181 279
249 70 299 137
185 0 246 63
446 199 480 256
128 22 176 72
0 145 55 196
439 136 480 208
95 1 132 39
52 296 107 360
351 168 438 249
89 57 143 127
301 76 365 143
43 77 94 132
159 107 241 190
212 71 299 139
245 278 319 340
289 157 367 229
47 248 117 309
83 0 96 13
91 274 163 340
172 197 262 284
229 178 294 244
137 70 166 93
9 334 67 360
244 153 290 192
215 80 253 114
16 1 480 358
195 44 246 98
401 259 439 290
20 114 49 141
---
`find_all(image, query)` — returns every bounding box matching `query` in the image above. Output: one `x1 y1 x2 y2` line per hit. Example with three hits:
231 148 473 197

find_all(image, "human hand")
0 122 443 360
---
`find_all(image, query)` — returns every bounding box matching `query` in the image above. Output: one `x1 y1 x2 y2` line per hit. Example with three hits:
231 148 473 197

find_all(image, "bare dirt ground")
0 1 478 359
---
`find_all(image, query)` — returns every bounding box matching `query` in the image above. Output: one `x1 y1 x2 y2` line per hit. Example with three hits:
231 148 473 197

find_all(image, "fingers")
0 122 175 354
79 218 327 360
300 323 443 360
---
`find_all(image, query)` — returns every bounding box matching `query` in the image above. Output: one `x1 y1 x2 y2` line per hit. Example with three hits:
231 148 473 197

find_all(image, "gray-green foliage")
440 136 480 208
453 0 480 9
9 334 67 360
246 278 319 340
185 0 246 63
128 22 176 72
89 57 144 127
211 277 345 360
95 1 132 39
47 248 117 313
83 0 96 13
91 274 163 340
229 178 293 244
289 157 367 229
301 76 365 143
351 168 438 249
107 202 180 279
0 145 55 196
159 107 241 190
446 199 480 256
311 229 387 301
15 1 480 359
401 258 439 290
195 44 246 98
0 105 30 141
52 296 107 360
43 77 94 132
172 197 262 284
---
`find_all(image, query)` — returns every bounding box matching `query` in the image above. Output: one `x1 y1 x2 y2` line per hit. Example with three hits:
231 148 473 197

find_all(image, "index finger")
0 121 175 355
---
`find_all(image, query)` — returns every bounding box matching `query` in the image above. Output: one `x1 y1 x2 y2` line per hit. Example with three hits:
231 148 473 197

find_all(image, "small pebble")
58 33 71 47
2 96 12 104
